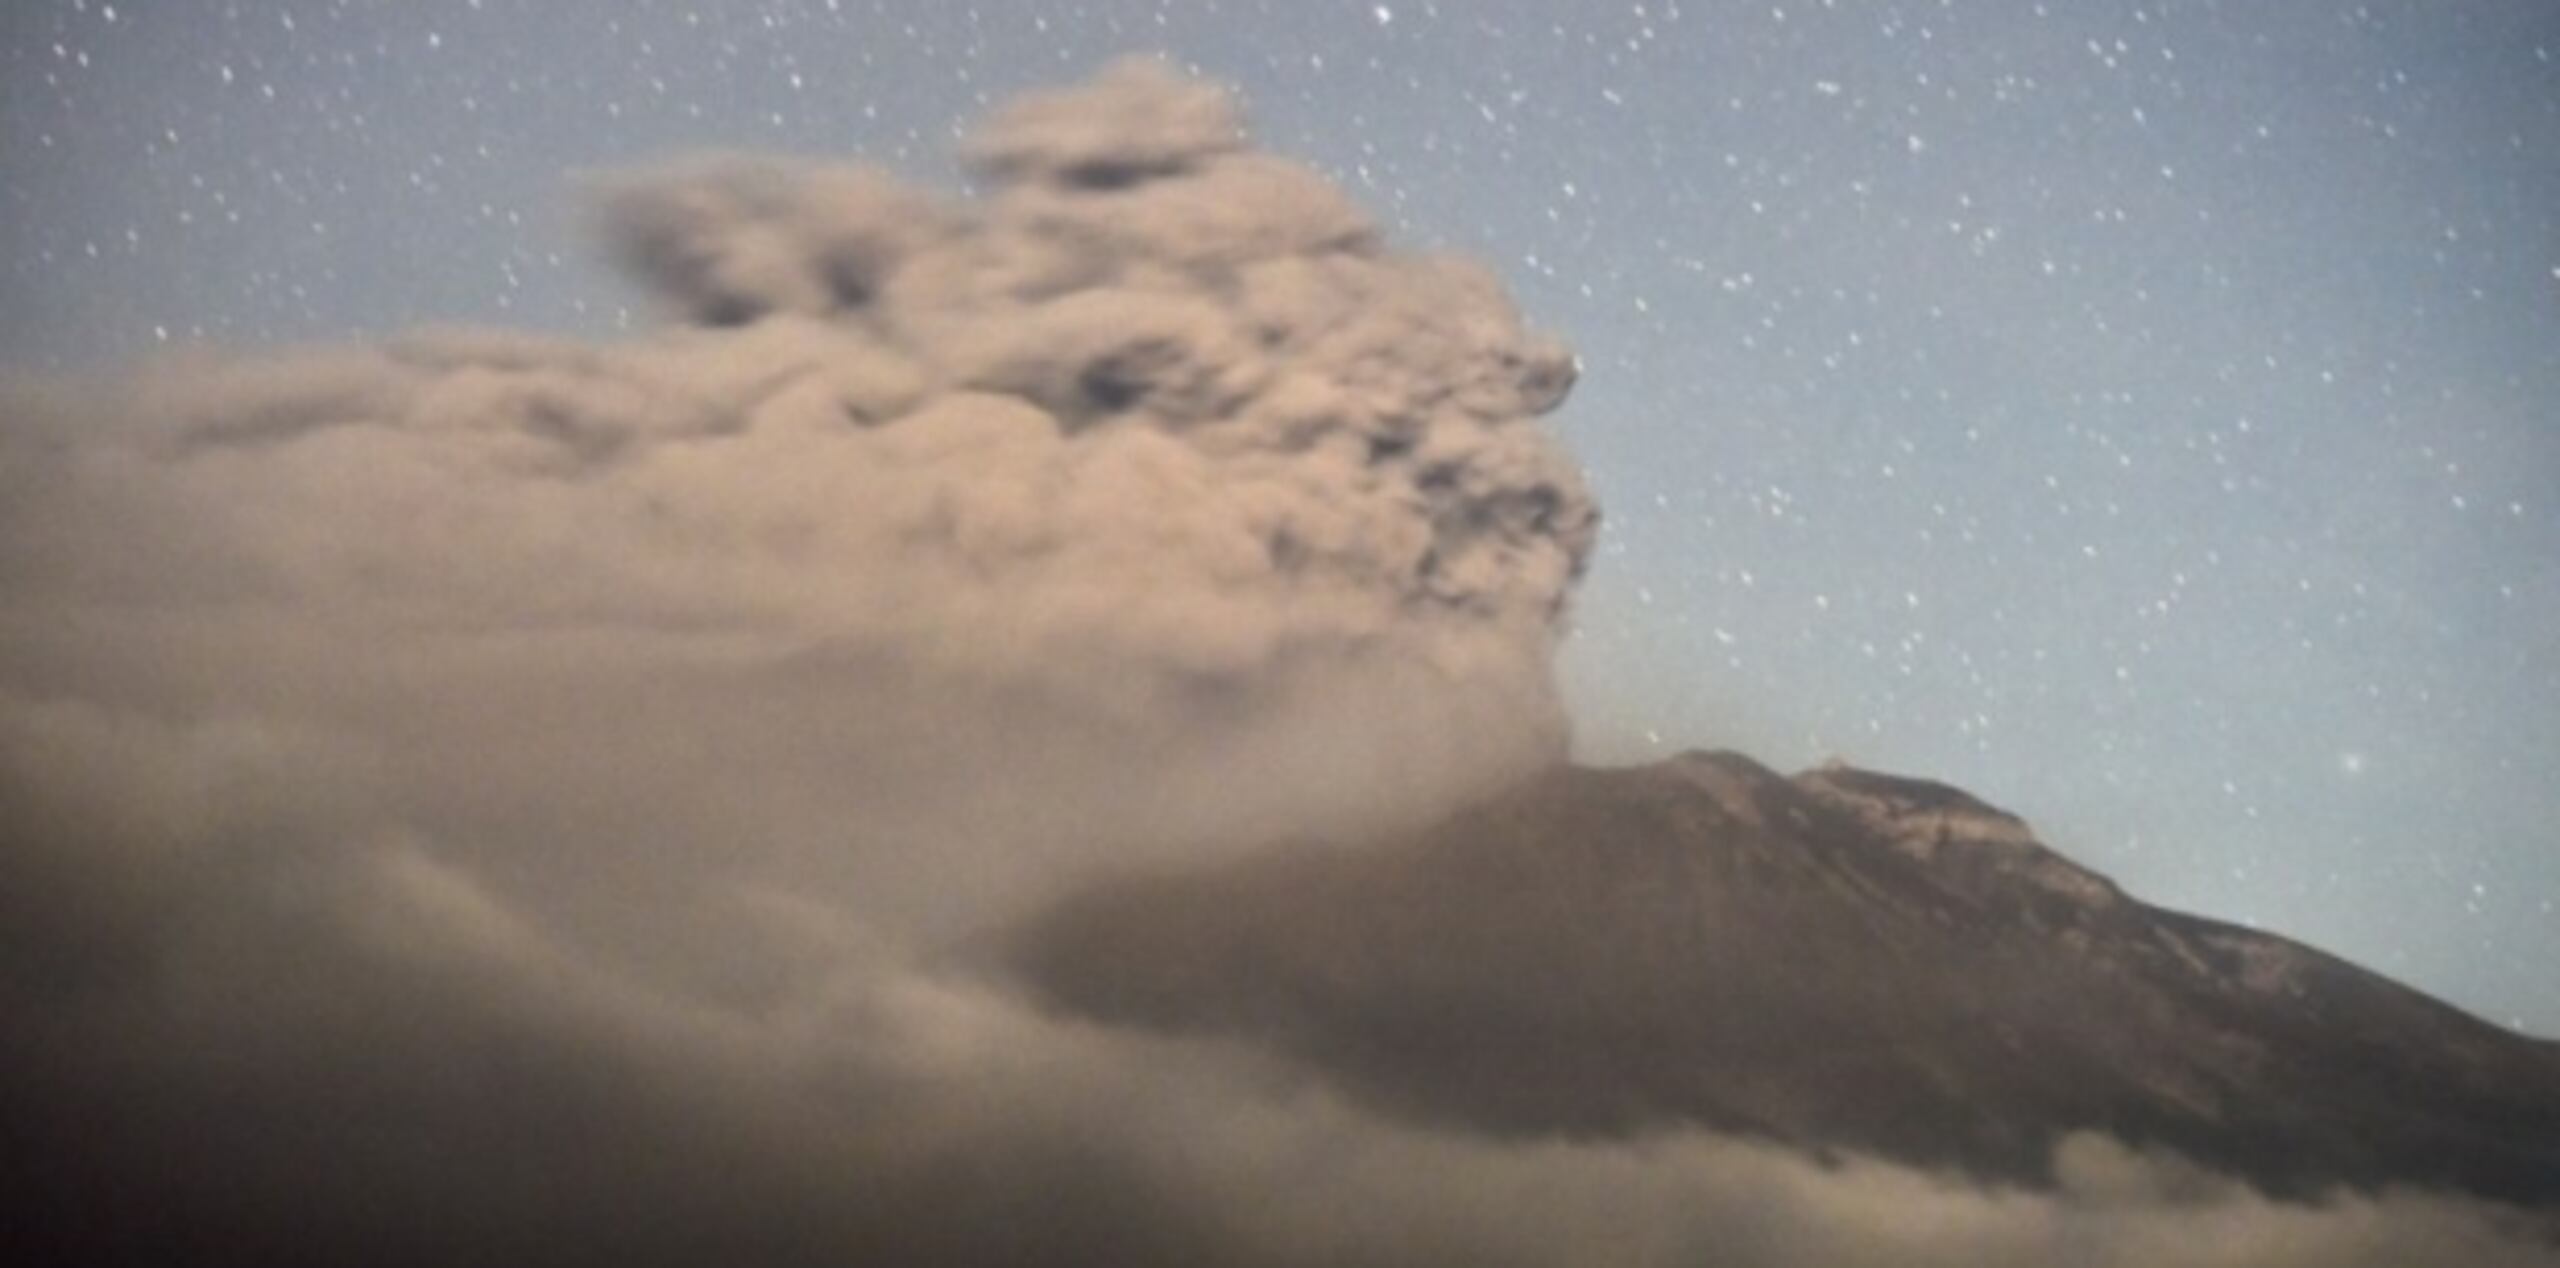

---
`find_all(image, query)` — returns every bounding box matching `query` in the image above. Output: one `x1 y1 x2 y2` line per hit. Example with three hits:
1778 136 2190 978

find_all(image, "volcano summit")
1009 751 2560 1211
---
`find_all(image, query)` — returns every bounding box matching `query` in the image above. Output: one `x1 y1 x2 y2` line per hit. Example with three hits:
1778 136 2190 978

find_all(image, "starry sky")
5 0 2556 1034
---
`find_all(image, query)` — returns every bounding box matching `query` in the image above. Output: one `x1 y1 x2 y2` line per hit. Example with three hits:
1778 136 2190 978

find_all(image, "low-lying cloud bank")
2 58 2552 1266
5 752 2549 1266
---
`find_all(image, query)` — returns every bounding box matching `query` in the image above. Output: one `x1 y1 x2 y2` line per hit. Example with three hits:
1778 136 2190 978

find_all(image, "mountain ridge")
1005 750 2560 1209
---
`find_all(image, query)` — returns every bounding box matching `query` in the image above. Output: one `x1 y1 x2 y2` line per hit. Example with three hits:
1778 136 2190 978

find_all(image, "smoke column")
1 57 1598 927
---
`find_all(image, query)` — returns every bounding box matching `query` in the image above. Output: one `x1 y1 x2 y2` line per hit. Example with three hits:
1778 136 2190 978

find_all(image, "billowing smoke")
2 56 1595 928
2 60 2551 1267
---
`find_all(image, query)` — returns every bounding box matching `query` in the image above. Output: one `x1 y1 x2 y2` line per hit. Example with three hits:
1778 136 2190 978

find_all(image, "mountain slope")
1005 751 2560 1207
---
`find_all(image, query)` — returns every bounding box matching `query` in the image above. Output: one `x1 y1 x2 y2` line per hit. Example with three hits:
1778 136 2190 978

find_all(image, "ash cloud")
2 58 2552 1266
3 56 1596 923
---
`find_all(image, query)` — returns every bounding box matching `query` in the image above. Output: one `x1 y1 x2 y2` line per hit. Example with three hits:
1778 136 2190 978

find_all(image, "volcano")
1005 751 2560 1208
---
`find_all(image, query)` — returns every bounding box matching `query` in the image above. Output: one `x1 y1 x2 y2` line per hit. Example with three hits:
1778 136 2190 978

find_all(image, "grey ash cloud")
1 59 2554 1268
2 56 1600 914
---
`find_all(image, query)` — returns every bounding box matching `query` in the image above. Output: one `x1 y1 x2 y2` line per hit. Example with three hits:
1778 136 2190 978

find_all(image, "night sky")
5 0 2557 1037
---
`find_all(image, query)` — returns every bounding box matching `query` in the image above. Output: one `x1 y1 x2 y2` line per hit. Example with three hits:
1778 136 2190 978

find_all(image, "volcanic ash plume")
0 58 1596 924
576 57 1596 691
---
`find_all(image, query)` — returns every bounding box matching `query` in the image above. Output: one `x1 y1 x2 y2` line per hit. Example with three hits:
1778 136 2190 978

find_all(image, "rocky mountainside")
1005 751 2560 1208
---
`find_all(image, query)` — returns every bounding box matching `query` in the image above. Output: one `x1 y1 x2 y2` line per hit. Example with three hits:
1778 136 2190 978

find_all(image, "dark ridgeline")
1007 751 2560 1209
